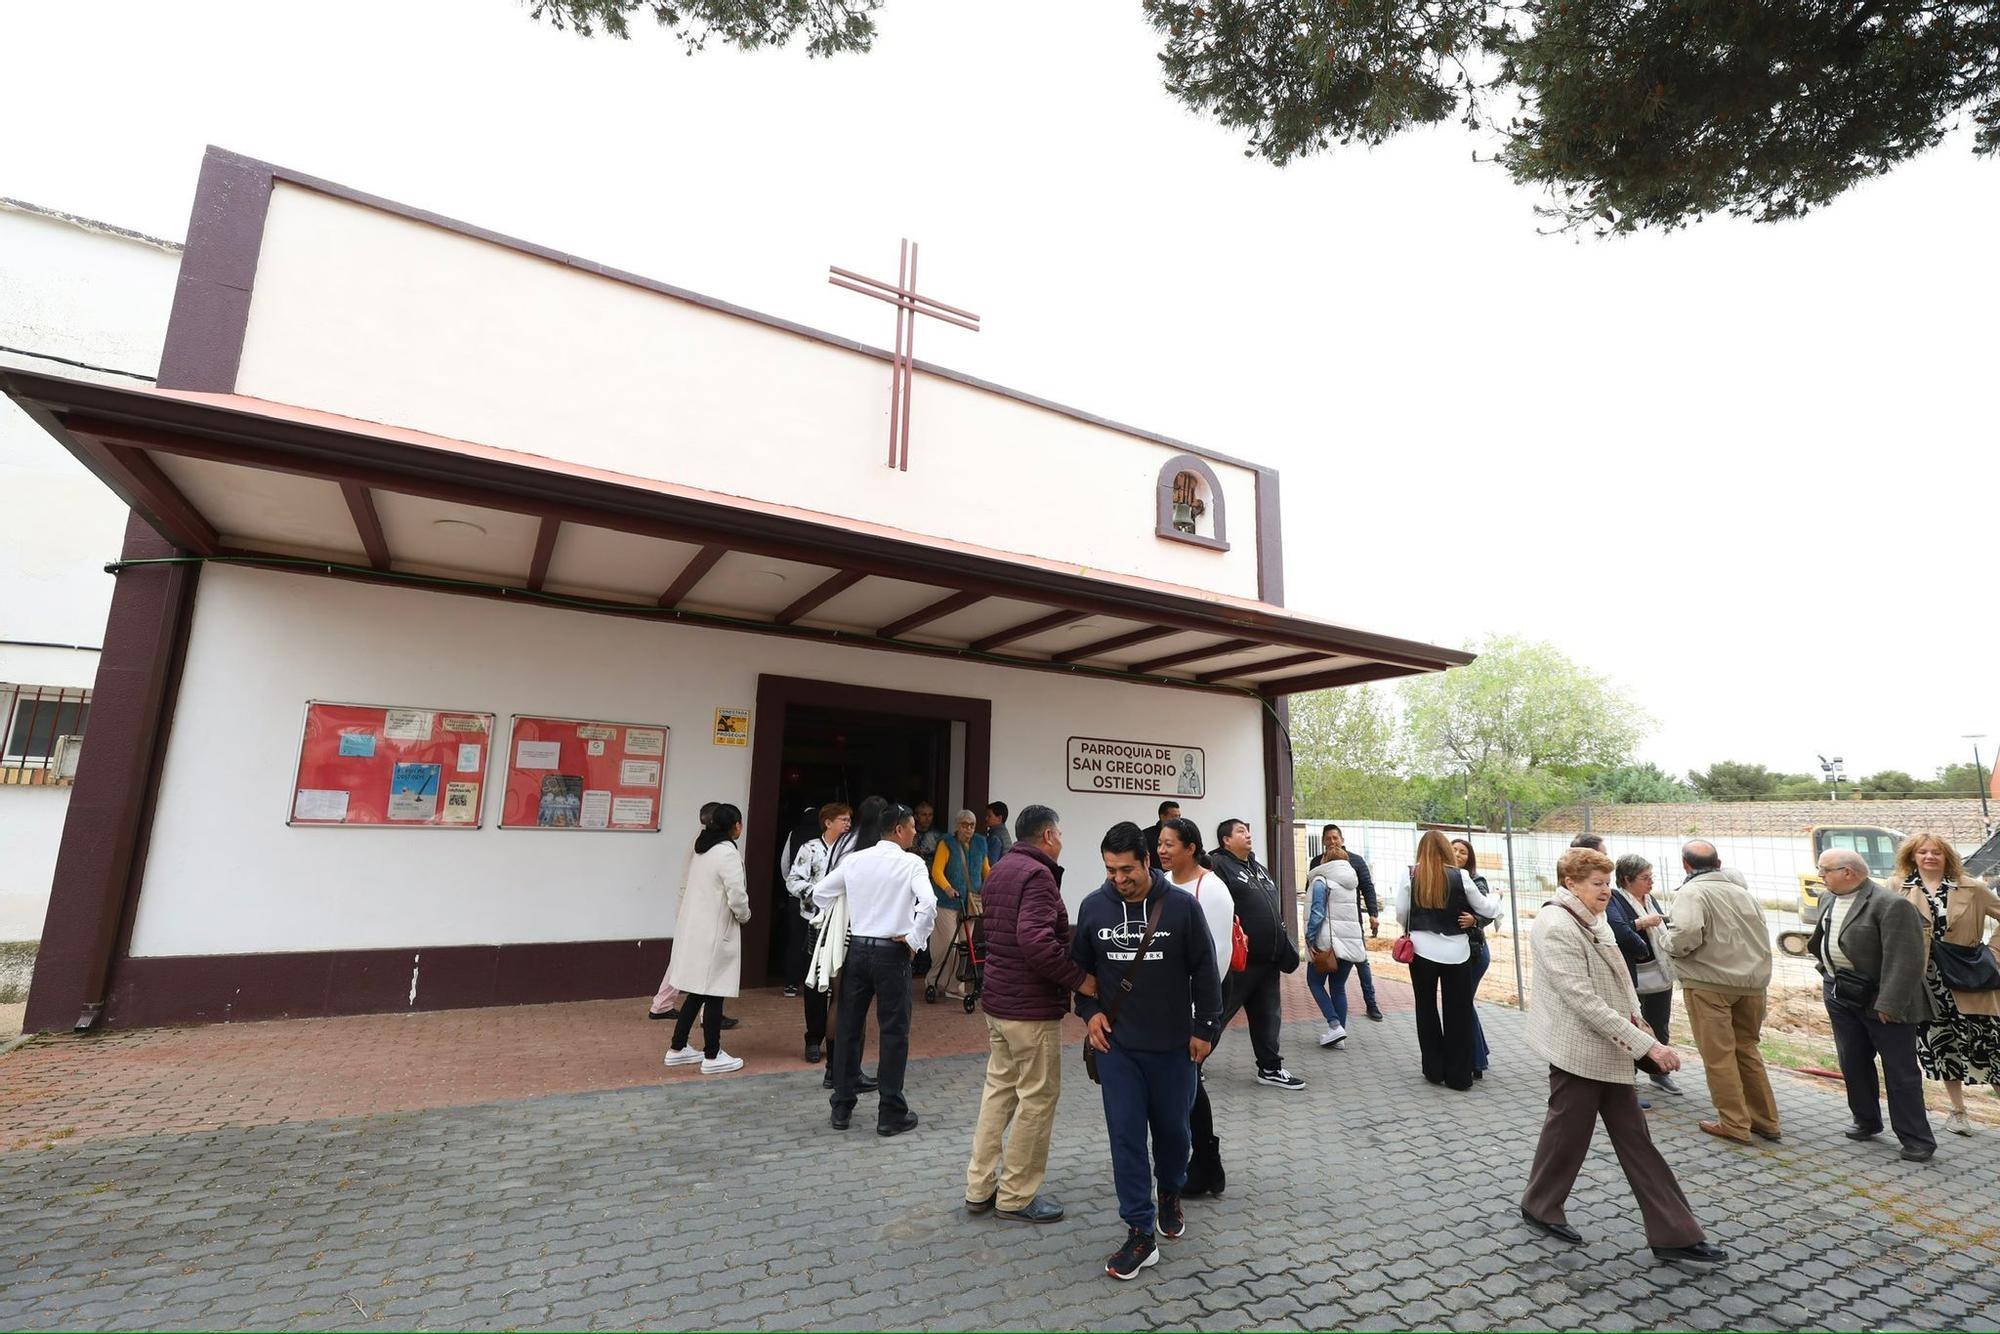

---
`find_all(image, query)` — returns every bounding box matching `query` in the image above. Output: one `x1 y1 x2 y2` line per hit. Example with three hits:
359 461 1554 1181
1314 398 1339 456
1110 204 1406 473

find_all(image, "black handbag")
1931 939 2000 992
1829 967 1880 1013
1083 898 1165 1085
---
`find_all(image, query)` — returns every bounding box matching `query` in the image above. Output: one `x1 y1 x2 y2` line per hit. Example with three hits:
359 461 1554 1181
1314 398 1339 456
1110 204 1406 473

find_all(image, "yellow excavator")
1777 824 1904 956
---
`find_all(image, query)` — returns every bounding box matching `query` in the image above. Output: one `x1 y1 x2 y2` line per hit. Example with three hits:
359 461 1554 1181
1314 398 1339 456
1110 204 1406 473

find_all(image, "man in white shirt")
813 801 938 1136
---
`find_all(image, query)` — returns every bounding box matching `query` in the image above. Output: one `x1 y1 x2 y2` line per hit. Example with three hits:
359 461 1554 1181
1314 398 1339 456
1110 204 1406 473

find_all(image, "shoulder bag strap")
1101 897 1168 1029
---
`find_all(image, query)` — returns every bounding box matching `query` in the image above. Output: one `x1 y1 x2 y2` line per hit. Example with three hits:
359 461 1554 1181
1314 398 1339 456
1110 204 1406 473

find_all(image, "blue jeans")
1096 1043 1198 1233
1354 958 1380 1013
1307 960 1354 1027
1467 938 1491 1072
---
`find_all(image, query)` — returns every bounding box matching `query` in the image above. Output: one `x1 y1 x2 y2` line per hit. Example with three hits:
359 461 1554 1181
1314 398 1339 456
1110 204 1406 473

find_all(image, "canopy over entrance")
4 368 1471 697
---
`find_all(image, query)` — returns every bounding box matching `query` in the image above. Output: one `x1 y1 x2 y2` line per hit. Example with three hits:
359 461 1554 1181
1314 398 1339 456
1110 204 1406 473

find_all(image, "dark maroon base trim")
97 938 671 1029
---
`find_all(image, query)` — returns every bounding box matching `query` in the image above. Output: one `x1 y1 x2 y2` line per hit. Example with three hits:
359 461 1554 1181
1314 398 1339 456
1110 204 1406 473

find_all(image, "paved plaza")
5 984 2000 1332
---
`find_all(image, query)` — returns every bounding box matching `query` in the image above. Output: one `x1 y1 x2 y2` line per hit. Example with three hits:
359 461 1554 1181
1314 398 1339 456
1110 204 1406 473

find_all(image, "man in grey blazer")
1810 849 1936 1161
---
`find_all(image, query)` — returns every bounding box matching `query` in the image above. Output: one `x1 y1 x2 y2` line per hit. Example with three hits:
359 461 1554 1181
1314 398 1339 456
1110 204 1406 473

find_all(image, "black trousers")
1218 962 1284 1073
1825 981 1935 1152
832 941 911 1121
1409 954 1476 1090
1639 990 1673 1045
670 992 725 1060
784 911 811 988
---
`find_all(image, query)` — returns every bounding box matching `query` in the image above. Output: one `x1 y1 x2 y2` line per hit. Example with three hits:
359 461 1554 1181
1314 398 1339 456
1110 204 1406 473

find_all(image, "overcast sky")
5 1 1994 782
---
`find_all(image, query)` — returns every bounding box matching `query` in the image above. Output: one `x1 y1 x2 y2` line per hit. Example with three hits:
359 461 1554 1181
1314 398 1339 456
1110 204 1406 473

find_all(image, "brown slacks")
1682 986 1780 1139
1521 1065 1704 1248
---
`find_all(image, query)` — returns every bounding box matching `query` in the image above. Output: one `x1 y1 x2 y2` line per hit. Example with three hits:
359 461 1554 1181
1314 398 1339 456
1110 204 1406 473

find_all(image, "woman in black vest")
1396 830 1505 1089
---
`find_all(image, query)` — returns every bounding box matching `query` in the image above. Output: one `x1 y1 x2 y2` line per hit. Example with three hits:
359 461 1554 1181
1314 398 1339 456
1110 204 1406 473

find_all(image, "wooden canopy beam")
525 517 561 591
1051 624 1174 665
1130 637 1261 676
658 544 729 608
878 589 986 639
971 609 1088 654
775 569 866 626
65 431 220 556
341 483 392 572
1194 650 1331 685
1256 662 1420 696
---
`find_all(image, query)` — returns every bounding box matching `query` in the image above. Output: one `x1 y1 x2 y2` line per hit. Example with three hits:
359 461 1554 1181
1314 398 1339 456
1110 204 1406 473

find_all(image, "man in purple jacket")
964 804 1098 1224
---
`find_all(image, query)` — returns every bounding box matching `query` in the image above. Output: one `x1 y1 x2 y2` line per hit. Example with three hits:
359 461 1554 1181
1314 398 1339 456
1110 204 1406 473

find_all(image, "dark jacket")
1605 890 1649 985
1310 849 1379 916
1211 848 1291 966
979 844 1087 1021
1072 872 1223 1051
1808 879 1933 1025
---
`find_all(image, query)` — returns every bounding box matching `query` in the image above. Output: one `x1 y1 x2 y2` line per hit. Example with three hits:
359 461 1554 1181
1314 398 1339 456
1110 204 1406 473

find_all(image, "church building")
7 147 1470 1031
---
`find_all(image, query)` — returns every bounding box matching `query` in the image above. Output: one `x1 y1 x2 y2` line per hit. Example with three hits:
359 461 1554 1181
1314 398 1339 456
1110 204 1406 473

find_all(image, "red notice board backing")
291 701 494 828
500 715 669 831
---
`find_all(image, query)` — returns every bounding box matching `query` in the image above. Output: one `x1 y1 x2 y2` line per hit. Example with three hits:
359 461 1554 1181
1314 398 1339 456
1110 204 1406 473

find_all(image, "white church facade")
6 147 1469 1032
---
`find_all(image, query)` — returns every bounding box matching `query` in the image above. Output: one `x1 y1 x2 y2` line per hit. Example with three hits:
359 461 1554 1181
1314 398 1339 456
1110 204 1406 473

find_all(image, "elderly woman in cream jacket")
1519 847 1725 1267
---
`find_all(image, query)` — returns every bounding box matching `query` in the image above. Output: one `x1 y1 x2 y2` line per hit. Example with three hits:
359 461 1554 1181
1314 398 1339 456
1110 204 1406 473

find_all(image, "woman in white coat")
1306 853 1367 1048
665 802 752 1074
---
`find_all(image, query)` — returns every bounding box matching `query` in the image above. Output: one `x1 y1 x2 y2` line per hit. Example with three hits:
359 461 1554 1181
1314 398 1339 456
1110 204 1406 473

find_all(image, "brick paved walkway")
5 986 1999 1331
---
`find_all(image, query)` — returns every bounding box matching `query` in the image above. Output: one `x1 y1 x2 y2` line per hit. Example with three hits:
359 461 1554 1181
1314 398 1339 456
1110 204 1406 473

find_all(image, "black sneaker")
1106 1227 1158 1280
1255 1067 1306 1090
783 985 800 998
1157 1194 1184 1240
1365 1008 1384 1021
720 1015 739 1031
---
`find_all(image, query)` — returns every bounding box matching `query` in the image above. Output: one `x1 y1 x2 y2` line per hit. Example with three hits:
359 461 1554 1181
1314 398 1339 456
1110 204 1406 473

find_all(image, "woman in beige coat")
1895 833 2000 1135
1520 848 1724 1267
665 802 752 1074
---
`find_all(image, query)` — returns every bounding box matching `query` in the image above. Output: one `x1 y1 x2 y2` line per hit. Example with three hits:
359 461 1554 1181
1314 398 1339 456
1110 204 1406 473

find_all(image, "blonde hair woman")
1520 848 1723 1266
1895 833 2000 1135
1395 829 1503 1090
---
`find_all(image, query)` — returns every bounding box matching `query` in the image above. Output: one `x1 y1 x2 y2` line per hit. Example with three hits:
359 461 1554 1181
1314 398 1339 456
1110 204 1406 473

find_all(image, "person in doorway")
1660 840 1779 1145
1157 818 1233 1195
648 800 740 1033
780 805 822 1000
663 803 751 1075
813 801 936 1136
1607 855 1681 1099
912 802 943 865
965 804 1097 1224
1306 843 1367 1050
930 809 990 999
787 801 852 1062
1450 838 1496 1079
1395 830 1504 1090
1520 847 1724 1267
1895 832 2000 1137
1210 818 1305 1090
1312 824 1383 1021
1072 823 1222 1279
1143 800 1181 871
1812 847 1936 1161
984 801 1014 865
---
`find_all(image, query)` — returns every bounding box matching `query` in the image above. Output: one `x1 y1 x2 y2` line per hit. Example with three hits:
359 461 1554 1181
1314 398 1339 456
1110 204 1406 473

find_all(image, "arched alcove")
1155 454 1229 551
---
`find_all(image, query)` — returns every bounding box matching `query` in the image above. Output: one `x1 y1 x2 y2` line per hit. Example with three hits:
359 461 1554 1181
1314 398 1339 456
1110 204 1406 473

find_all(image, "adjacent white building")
0 199 180 941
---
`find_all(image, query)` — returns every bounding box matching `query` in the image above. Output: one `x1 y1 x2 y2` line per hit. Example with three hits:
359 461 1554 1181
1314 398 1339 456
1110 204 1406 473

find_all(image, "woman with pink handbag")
1393 831 1504 1090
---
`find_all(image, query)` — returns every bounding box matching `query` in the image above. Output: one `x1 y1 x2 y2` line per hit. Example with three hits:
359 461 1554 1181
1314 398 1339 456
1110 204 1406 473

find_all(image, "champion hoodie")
1071 871 1224 1052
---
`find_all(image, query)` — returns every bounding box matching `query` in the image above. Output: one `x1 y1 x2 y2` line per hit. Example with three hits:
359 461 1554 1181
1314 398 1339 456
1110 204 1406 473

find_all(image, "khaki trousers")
1521 1065 1704 1248
964 1015 1063 1211
928 909 961 990
1682 986 1780 1139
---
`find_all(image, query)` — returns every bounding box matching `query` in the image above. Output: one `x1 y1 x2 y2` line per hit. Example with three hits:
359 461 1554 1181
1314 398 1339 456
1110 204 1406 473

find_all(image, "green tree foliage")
525 0 880 54
1399 634 1648 827
1288 684 1410 819
528 0 2000 232
1579 761 1695 804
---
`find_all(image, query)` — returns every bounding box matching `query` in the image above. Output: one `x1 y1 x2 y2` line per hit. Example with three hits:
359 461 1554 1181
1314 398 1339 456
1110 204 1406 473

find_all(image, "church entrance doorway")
743 676 991 985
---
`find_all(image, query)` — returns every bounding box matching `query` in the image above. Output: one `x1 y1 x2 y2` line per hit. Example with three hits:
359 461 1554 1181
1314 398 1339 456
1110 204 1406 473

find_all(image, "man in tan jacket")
1661 841 1779 1145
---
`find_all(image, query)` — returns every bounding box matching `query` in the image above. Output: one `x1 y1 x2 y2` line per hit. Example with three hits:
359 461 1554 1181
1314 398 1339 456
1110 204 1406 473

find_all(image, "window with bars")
1 685 91 784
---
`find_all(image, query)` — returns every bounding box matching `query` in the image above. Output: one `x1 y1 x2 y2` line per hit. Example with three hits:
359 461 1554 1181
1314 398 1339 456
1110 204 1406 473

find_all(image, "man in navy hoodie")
1072 822 1224 1280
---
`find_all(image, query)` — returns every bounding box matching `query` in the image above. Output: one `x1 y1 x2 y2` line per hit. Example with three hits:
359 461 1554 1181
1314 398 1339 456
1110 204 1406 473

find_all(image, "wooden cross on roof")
829 239 981 472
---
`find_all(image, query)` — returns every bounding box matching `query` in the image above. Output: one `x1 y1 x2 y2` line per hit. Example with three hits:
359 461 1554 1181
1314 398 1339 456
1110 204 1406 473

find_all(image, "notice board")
290 701 495 828
500 715 669 831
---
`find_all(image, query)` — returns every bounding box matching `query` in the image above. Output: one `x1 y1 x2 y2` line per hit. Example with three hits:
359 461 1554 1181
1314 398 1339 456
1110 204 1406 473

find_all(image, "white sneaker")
1328 1024 1347 1044
663 1047 703 1067
1255 1067 1307 1090
701 1050 745 1074
1946 1110 1973 1136
1318 1027 1340 1048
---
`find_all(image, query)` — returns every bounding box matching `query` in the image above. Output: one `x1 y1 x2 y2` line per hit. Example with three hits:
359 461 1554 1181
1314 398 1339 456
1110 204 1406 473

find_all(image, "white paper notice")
383 709 434 741
294 788 350 822
515 739 562 770
580 789 612 830
586 739 605 757
442 781 479 824
610 796 653 826
619 759 660 788
456 743 482 773
624 729 666 757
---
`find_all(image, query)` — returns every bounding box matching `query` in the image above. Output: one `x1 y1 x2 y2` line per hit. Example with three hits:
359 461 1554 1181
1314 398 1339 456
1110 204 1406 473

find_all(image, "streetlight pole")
1968 734 1992 834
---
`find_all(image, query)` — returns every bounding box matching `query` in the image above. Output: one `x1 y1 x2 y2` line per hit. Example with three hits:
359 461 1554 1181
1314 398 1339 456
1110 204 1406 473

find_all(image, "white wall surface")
0 204 180 941
128 565 1267 957
231 185 1263 600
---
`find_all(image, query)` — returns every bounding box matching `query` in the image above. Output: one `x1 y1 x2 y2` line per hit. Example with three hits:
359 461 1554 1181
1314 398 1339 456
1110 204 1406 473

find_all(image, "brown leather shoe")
1699 1120 1754 1145
1752 1127 1783 1143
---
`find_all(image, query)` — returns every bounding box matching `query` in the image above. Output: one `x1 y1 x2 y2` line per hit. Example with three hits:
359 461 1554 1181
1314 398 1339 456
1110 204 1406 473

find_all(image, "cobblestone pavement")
5 993 2000 1331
